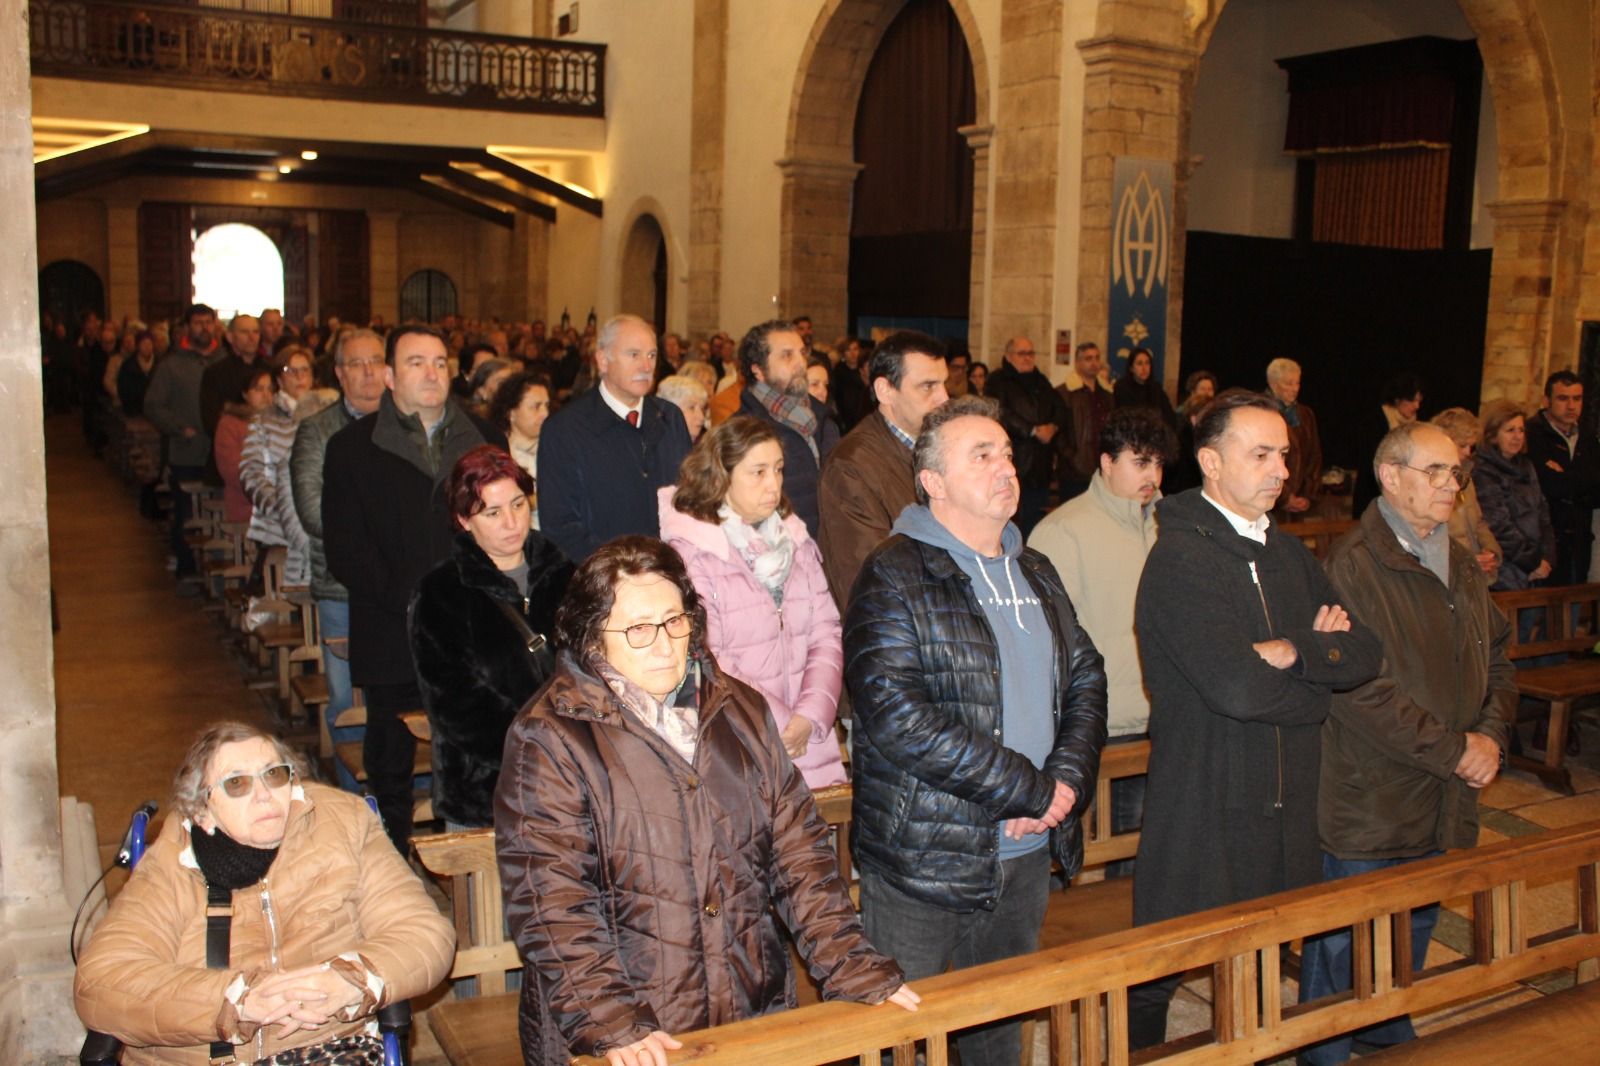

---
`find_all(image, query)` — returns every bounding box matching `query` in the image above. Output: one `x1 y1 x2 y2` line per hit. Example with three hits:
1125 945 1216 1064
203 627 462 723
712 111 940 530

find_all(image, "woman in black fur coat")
410 445 574 828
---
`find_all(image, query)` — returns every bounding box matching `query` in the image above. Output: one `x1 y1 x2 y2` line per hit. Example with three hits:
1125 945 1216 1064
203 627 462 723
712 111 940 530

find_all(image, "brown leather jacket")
1057 382 1113 487
1321 504 1517 859
74 783 455 1065
817 410 917 609
495 653 903 1064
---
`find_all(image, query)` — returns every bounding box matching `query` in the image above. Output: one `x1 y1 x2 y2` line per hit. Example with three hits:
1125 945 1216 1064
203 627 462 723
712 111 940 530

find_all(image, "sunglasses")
206 763 295 800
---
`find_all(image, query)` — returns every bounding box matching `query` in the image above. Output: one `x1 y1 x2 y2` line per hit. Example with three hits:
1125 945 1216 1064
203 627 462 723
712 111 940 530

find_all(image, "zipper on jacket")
1248 561 1285 812
258 879 281 1060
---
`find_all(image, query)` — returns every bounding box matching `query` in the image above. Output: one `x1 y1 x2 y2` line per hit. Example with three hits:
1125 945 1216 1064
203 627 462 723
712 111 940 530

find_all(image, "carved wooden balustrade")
29 0 605 116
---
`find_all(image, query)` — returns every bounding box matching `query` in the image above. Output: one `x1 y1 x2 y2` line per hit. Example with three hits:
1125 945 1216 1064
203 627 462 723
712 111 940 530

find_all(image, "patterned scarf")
748 379 819 460
719 503 795 607
590 653 702 764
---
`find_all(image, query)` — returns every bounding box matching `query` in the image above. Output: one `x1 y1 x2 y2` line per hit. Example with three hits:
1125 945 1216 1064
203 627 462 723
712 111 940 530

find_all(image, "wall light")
278 164 292 174
300 150 318 161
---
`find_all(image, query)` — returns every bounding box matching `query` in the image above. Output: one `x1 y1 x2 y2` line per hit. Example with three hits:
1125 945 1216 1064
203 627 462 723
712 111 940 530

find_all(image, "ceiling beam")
475 151 602 217
402 177 516 229
425 165 556 222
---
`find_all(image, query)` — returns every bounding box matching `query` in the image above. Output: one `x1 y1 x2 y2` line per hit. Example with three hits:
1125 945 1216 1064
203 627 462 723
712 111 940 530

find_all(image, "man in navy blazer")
538 314 693 563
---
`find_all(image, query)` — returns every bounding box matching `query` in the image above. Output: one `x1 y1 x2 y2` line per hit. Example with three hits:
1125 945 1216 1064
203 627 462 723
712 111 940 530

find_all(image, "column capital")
958 123 995 152
776 156 863 183
1484 199 1570 227
1076 35 1197 75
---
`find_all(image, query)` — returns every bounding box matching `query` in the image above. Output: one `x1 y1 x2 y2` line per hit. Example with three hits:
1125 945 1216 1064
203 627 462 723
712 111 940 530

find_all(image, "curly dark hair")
736 319 799 385
672 416 792 523
1099 406 1178 464
486 370 552 434
553 536 707 659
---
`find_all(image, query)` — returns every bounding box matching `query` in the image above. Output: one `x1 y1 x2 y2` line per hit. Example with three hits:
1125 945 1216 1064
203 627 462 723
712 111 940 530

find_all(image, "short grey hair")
912 395 1002 505
334 327 383 365
1266 357 1301 384
171 721 305 820
656 374 708 407
1373 420 1447 482
597 313 653 354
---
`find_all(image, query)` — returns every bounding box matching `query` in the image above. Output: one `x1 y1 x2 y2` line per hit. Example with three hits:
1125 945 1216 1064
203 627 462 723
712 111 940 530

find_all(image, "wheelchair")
78 798 413 1065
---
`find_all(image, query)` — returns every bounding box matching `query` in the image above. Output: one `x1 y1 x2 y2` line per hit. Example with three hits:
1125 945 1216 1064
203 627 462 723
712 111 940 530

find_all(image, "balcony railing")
29 0 605 117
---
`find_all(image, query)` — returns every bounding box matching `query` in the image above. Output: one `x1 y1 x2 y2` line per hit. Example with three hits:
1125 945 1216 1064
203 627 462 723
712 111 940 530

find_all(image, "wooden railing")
568 822 1600 1066
28 0 605 116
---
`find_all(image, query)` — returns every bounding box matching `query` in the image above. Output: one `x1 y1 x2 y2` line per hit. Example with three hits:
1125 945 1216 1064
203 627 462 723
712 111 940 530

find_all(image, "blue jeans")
1106 733 1147 880
861 847 1051 1066
1297 852 1442 1064
317 599 360 792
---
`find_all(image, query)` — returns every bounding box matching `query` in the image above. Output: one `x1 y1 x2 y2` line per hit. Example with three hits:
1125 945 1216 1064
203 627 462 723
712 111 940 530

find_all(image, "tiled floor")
51 415 1600 1065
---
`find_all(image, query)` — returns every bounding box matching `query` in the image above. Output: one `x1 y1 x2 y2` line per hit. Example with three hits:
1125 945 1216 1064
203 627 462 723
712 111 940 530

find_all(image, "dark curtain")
1279 36 1480 250
1179 231 1491 470
849 0 975 322
317 210 371 324
137 202 192 326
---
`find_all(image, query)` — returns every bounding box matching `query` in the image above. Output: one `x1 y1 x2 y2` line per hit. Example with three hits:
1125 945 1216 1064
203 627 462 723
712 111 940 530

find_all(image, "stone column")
960 123 994 360
776 157 861 345
987 0 1063 352
1075 32 1196 395
367 210 400 325
105 203 140 322
0 0 79 1056
688 0 728 341
1481 198 1569 405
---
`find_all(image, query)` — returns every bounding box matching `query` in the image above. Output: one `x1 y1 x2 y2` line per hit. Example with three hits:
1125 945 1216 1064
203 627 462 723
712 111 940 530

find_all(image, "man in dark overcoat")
1128 389 1382 1050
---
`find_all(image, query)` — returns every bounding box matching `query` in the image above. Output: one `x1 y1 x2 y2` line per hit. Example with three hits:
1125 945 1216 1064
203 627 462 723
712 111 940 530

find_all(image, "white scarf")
719 504 796 606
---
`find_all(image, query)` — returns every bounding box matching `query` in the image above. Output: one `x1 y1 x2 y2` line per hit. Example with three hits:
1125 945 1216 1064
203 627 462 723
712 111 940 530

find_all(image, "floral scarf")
718 503 796 607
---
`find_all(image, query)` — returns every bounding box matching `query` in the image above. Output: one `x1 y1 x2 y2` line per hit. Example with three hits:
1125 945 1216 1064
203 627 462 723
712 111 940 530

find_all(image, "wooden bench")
1278 517 1358 560
1363 978 1600 1063
420 743 1152 1065
558 822 1600 1066
1491 582 1600 794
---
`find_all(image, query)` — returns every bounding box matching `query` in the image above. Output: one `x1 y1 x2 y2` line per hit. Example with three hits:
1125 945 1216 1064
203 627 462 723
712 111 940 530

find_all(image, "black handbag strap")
493 598 551 663
205 882 238 1064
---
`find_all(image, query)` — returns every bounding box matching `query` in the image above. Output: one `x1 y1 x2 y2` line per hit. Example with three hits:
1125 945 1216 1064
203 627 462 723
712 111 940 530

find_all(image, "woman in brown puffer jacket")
74 722 455 1065
495 536 918 1066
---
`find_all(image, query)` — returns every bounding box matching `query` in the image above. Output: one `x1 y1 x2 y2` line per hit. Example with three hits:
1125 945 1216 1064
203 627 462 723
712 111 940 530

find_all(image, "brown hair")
1479 399 1526 449
171 721 305 820
671 416 792 523
553 536 706 659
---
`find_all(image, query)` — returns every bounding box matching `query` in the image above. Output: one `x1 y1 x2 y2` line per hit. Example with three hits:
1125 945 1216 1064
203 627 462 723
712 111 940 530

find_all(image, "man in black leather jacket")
844 394 1107 1066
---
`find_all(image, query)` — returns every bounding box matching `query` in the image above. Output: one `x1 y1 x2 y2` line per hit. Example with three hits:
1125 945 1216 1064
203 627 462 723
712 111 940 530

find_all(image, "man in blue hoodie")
844 394 1108 1066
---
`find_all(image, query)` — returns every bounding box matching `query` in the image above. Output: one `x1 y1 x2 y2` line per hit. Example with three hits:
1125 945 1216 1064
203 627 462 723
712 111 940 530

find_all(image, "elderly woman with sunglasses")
496 537 919 1066
74 722 454 1065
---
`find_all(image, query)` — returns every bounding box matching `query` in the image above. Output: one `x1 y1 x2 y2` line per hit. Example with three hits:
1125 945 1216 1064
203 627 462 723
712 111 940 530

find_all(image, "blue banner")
1107 157 1174 387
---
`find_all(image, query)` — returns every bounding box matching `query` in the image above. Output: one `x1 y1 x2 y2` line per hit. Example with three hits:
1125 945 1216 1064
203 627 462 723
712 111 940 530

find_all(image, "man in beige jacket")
1028 407 1176 875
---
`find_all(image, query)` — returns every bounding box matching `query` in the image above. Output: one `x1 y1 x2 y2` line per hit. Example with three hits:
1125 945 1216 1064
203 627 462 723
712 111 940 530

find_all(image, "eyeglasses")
602 612 692 649
1402 463 1466 489
205 763 295 800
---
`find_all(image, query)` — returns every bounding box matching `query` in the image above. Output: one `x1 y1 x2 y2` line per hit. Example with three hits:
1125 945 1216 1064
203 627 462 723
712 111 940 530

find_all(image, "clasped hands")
237 963 365 1037
1252 603 1350 670
1004 778 1077 841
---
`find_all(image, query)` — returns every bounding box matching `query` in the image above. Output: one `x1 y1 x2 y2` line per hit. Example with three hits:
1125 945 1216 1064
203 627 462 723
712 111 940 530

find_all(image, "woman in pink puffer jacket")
658 416 847 789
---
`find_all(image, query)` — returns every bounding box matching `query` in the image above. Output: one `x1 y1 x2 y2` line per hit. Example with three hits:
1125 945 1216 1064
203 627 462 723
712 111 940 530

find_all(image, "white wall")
1187 0 1499 249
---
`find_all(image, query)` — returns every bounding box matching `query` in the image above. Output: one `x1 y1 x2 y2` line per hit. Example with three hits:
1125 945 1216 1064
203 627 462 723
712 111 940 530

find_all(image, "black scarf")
189 823 280 889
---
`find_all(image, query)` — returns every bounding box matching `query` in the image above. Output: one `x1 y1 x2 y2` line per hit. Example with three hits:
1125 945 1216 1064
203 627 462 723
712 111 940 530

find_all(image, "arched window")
192 224 285 321
400 269 458 323
39 260 105 330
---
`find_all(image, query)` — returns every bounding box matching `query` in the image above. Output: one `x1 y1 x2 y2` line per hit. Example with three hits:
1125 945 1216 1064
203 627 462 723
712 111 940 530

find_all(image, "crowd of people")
62 299 1592 1066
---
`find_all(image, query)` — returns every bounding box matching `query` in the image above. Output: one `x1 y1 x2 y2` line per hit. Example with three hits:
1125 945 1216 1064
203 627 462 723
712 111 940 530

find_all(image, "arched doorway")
619 213 668 336
38 260 104 332
848 0 975 348
400 269 459 323
782 0 991 346
191 223 285 322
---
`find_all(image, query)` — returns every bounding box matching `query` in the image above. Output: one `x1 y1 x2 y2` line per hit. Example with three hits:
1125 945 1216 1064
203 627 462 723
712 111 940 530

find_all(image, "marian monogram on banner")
1107 158 1174 386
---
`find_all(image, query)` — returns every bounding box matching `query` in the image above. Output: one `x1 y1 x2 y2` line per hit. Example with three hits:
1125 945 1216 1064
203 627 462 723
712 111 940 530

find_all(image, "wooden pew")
1278 517 1358 560
567 822 1600 1066
1491 582 1600 794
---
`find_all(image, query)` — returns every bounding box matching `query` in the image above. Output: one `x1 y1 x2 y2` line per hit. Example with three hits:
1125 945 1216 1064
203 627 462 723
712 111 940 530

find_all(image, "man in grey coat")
143 303 221 581
290 328 386 789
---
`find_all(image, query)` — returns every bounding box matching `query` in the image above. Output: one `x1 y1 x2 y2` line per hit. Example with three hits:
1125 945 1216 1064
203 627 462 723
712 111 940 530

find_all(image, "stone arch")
1081 0 1566 402
779 0 992 343
618 211 668 335
615 195 682 335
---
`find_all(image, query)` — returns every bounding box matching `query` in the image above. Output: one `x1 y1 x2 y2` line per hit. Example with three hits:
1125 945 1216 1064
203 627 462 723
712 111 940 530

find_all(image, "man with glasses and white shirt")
537 314 693 563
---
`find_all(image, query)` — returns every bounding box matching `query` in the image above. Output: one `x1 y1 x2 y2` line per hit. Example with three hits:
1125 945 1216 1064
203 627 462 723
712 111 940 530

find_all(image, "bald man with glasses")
985 336 1069 537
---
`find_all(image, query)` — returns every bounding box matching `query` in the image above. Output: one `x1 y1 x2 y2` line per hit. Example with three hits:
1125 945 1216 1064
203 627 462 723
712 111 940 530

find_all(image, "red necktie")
626 410 639 428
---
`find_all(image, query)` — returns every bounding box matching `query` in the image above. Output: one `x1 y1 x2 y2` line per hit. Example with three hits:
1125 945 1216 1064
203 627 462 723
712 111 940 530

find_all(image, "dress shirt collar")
1201 490 1271 545
598 380 644 424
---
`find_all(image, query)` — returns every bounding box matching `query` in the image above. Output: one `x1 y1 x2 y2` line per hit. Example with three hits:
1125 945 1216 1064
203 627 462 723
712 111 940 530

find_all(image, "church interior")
9 0 1600 1061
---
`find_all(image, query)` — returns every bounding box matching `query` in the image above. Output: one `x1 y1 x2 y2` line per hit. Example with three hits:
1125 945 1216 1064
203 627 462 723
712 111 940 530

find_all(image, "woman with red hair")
408 445 575 829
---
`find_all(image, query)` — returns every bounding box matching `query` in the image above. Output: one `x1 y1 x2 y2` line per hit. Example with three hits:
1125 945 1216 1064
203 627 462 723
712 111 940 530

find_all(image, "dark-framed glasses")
1403 463 1465 490
604 612 692 649
206 763 295 800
